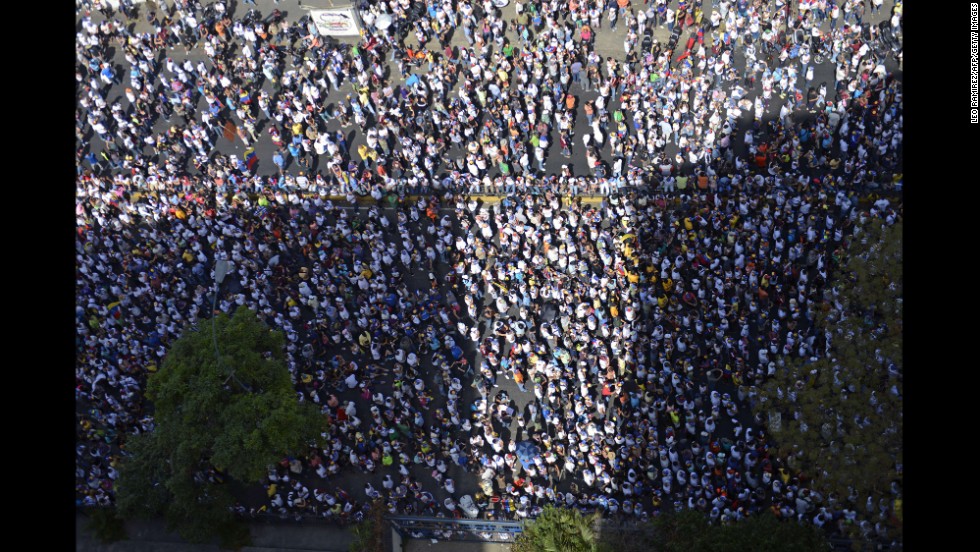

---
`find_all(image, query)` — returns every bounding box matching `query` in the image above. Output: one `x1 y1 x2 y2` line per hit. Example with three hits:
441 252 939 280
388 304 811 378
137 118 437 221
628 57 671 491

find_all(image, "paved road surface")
81 0 900 182
76 1 901 549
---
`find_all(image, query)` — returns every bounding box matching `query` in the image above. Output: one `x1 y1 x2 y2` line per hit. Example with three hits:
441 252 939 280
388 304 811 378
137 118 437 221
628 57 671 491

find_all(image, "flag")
223 121 237 142
244 148 258 170
107 301 122 320
239 89 251 105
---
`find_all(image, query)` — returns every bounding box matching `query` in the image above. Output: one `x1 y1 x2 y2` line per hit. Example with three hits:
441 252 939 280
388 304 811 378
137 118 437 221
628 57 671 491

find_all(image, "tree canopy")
349 499 387 552
513 505 600 552
651 509 830 552
514 507 829 552
115 307 326 545
757 220 902 539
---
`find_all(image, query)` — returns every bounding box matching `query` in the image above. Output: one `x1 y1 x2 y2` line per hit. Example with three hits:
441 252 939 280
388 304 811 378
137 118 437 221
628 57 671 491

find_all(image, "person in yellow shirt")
357 143 370 162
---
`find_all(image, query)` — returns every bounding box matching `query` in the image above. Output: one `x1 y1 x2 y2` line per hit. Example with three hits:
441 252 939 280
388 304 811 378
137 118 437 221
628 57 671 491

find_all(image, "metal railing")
388 515 524 544
386 513 901 551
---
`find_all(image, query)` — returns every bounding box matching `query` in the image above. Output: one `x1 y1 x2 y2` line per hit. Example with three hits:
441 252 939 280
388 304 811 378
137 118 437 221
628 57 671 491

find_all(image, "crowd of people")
75 0 903 544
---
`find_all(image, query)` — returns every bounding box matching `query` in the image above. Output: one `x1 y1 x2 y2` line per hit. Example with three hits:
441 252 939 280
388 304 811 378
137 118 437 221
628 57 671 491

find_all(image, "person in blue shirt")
272 150 286 173
99 64 115 86
83 151 101 173
737 0 750 17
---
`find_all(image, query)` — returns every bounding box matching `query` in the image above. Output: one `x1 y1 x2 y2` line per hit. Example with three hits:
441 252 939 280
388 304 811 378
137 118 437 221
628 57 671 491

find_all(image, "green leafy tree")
513 505 599 552
517 507 830 552
349 499 387 552
115 308 327 548
644 509 829 552
714 512 830 551
84 506 128 543
649 509 712 551
756 220 903 541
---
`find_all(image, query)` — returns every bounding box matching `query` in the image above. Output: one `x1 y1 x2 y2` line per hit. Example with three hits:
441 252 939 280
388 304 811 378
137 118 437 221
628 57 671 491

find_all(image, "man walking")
99 63 115 87
273 149 286 173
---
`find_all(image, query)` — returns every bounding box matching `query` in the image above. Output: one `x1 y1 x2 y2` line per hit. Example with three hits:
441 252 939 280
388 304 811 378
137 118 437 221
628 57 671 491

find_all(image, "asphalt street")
82 0 901 183
77 0 903 536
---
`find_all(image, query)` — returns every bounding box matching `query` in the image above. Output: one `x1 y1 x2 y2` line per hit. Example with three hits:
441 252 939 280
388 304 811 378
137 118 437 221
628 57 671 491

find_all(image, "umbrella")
515 440 541 470
376 14 392 30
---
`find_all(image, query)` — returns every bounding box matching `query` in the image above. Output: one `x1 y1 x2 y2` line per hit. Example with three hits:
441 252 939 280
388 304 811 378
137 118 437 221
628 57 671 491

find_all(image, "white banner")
310 8 362 37
91 0 146 8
